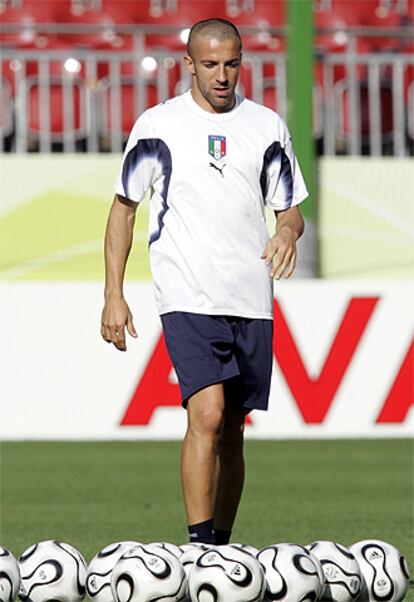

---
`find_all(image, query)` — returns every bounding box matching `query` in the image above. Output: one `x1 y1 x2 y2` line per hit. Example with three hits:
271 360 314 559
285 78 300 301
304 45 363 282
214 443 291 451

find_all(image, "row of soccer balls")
0 538 410 602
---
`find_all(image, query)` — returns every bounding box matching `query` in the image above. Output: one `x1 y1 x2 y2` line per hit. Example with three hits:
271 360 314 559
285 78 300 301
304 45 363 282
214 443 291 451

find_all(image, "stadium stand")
0 0 413 155
0 6 36 46
337 80 394 149
24 75 86 144
226 0 284 25
102 0 154 23
54 7 117 47
0 76 14 141
20 0 68 23
100 75 157 141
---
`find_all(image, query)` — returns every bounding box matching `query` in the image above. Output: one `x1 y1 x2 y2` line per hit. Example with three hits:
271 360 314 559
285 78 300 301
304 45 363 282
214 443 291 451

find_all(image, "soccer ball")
111 544 187 602
86 542 140 602
307 541 362 601
19 540 87 602
0 547 21 602
149 543 183 559
349 539 410 602
257 543 323 601
231 543 260 557
179 546 197 555
179 545 214 578
188 544 265 601
307 549 326 596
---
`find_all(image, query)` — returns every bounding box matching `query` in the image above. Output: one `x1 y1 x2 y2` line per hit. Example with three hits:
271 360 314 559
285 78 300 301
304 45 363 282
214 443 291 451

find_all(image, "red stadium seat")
0 6 36 46
100 76 158 138
103 0 151 23
25 75 87 141
104 0 221 24
408 80 414 140
338 80 394 144
361 5 404 52
226 0 284 26
94 35 148 79
315 11 352 53
315 0 407 52
0 76 14 137
315 9 371 88
361 3 403 27
18 39 86 78
320 0 374 27
95 35 184 95
402 42 414 102
262 80 278 111
242 30 284 52
409 0 414 23
1 38 87 108
22 0 68 23
238 61 281 109
93 35 132 79
145 30 188 51
102 0 196 25
2 55 20 94
55 8 117 48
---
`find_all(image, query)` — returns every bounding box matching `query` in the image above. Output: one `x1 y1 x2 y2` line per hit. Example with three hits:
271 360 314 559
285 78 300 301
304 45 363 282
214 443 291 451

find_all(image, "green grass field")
0 440 413 599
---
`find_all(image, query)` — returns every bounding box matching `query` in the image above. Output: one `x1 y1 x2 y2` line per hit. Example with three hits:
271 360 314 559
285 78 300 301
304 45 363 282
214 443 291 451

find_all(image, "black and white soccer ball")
111 543 187 602
307 541 362 601
349 539 410 602
18 540 87 602
188 544 265 602
86 541 141 602
257 543 323 601
149 543 183 559
0 547 21 602
231 544 260 558
179 545 214 578
179 545 212 556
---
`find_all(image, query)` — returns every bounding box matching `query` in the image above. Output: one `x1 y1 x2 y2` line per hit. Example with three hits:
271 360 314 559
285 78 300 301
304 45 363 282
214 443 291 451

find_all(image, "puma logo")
209 162 226 177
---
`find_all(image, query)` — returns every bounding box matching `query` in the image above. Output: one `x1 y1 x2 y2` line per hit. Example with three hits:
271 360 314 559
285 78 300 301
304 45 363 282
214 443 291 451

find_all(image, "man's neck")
190 89 236 114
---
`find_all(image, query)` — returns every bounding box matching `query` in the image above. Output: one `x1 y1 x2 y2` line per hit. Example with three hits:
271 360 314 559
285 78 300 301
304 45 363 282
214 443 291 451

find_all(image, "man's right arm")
101 194 138 351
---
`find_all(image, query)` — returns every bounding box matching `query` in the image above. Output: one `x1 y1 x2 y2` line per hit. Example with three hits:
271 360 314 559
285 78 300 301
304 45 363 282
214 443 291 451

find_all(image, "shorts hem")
159 307 274 320
182 369 240 408
243 399 269 412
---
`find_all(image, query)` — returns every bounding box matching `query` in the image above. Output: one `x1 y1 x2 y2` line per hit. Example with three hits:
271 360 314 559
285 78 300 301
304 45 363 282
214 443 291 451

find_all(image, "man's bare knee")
189 405 224 438
220 411 246 456
186 384 225 441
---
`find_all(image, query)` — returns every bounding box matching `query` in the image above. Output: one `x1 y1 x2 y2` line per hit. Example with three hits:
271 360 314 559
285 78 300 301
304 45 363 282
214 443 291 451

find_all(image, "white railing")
1 43 413 155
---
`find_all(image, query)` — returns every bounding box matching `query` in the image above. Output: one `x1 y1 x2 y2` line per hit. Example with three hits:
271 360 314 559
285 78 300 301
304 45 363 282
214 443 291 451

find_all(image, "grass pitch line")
324 179 414 239
0 232 149 280
0 240 103 280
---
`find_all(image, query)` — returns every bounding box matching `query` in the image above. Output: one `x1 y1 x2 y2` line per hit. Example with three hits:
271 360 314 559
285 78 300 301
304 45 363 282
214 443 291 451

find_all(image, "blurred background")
0 0 413 439
0 0 413 575
0 0 413 156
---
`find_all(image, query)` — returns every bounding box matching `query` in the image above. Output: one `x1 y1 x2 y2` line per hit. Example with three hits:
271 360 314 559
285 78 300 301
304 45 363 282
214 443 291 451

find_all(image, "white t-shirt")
115 91 308 319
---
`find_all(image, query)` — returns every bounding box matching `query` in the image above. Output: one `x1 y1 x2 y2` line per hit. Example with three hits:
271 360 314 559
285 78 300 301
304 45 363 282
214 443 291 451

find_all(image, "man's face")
185 35 242 113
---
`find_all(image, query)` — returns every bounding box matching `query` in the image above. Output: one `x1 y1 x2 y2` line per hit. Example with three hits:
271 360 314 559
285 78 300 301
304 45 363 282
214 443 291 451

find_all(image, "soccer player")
101 18 307 545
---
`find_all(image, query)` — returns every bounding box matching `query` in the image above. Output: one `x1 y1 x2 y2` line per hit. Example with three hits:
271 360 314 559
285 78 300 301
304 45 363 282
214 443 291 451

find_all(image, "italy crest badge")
208 135 226 160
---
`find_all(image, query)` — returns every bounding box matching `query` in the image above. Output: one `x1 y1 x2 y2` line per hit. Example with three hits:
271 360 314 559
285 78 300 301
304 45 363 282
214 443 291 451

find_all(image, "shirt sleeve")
262 118 309 211
114 111 161 204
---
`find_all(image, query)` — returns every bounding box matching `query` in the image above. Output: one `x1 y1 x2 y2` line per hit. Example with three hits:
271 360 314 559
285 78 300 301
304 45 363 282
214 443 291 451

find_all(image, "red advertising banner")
1 281 412 439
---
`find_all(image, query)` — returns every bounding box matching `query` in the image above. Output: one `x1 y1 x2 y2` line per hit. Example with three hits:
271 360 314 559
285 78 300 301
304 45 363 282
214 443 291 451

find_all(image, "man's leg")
181 383 225 542
213 406 249 543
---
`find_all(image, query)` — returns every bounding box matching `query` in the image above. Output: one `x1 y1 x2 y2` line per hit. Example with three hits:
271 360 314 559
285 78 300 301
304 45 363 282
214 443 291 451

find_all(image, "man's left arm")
261 205 305 279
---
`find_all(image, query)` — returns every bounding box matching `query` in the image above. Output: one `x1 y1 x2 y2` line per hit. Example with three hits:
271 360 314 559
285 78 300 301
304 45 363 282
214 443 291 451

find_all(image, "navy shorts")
160 312 273 411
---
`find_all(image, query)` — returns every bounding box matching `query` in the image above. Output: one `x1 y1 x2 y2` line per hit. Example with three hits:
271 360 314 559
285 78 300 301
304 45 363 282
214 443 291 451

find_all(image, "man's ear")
184 55 195 75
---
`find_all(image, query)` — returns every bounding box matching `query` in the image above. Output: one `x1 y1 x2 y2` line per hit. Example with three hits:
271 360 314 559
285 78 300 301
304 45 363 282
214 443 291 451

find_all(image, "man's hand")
261 227 297 279
101 295 137 351
261 205 304 279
